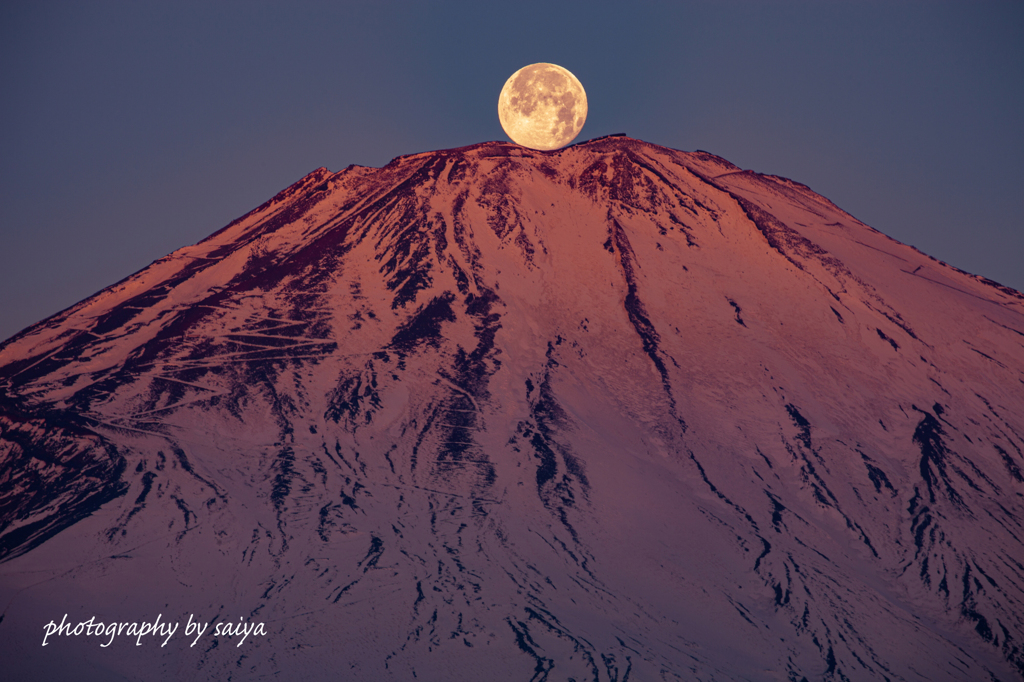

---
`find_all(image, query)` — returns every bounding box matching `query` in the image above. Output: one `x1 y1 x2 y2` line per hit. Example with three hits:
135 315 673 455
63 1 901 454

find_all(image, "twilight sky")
1 1 1021 342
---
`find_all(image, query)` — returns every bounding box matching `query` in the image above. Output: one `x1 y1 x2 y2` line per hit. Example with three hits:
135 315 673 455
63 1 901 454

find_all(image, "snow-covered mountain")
2 135 1023 681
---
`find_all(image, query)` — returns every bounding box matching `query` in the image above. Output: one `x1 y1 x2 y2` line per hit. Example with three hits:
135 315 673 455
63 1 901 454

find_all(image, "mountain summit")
2 136 1023 680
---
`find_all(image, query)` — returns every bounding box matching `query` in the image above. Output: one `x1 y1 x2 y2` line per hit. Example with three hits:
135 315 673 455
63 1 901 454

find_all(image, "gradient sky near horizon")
1 1 1021 342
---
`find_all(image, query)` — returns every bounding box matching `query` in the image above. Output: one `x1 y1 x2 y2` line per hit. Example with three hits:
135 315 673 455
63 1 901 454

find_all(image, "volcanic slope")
2 136 1024 681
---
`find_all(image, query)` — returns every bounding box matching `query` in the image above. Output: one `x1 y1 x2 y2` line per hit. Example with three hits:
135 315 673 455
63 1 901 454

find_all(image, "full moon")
498 63 588 151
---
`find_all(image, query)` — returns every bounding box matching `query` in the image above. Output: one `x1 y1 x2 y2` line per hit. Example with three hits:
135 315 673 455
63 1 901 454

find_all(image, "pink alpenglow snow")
1 136 1023 680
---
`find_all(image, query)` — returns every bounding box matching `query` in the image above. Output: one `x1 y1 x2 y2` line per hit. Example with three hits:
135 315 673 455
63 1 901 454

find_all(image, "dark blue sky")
2 1 1021 342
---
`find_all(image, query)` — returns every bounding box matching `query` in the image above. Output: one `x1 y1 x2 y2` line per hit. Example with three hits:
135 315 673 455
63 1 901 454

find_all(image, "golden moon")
498 63 588 151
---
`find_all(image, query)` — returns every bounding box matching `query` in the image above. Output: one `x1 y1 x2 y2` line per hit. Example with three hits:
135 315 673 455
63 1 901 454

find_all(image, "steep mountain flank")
2 137 1023 681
